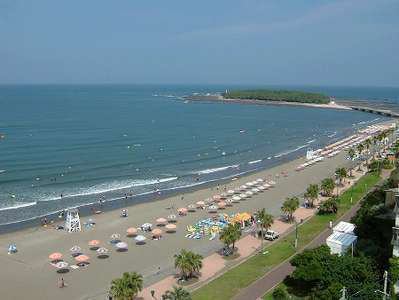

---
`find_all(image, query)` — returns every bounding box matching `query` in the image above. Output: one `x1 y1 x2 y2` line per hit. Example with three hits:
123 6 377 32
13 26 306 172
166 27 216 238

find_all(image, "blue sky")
0 0 398 86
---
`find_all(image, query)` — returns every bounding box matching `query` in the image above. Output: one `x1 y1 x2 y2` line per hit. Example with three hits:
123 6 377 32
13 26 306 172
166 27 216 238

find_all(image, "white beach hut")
326 232 357 256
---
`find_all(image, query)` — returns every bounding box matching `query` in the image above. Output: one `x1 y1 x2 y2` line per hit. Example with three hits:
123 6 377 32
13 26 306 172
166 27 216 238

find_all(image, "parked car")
264 230 280 241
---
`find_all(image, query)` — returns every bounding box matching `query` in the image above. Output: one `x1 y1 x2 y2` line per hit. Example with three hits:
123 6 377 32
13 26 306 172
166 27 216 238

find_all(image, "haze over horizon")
1 0 398 87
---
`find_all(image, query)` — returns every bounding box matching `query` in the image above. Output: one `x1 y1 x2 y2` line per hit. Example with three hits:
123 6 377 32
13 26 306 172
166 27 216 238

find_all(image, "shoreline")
0 119 390 234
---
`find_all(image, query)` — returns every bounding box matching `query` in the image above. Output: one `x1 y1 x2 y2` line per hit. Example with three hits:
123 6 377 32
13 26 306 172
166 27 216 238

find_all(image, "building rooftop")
333 221 355 234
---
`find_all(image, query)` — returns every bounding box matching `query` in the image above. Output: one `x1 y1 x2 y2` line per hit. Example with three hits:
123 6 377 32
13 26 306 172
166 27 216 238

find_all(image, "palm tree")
219 223 241 255
281 197 299 223
321 178 335 197
110 272 143 300
357 143 365 155
335 167 347 186
255 208 274 249
162 286 191 300
348 148 356 161
174 249 203 280
304 184 319 207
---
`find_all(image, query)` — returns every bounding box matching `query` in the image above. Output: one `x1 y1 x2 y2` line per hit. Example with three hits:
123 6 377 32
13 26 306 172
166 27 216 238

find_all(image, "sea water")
0 84 396 225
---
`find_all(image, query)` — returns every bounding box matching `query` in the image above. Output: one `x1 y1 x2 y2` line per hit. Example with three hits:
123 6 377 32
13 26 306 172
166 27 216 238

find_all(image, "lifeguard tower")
65 209 81 232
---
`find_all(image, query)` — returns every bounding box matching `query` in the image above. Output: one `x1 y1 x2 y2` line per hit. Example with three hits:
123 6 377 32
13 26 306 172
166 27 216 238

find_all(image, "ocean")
0 84 397 226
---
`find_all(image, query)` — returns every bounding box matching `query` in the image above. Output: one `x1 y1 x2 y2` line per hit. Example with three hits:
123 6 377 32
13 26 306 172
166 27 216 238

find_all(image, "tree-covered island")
223 89 330 104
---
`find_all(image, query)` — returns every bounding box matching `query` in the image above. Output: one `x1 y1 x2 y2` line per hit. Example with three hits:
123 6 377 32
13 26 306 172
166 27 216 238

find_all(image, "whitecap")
248 160 262 165
0 201 37 212
195 164 239 175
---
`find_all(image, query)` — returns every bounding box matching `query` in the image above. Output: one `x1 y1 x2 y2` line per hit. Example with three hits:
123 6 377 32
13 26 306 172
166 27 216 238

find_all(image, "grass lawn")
192 172 381 300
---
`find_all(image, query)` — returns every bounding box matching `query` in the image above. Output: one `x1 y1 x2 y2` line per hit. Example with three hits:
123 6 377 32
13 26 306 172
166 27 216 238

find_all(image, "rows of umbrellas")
48 177 276 272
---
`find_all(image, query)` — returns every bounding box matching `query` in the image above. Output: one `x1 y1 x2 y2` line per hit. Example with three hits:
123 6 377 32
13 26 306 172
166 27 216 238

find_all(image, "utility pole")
340 286 346 300
383 270 388 300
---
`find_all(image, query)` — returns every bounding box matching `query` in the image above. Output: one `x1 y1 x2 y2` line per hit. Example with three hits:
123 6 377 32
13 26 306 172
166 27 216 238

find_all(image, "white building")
326 221 357 256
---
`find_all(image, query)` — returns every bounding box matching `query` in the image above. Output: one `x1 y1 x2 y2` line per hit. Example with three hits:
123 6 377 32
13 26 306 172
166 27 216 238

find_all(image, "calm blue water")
0 85 397 225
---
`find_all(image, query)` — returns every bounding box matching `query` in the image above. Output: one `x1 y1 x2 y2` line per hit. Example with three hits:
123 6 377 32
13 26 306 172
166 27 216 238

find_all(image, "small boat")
239 129 246 133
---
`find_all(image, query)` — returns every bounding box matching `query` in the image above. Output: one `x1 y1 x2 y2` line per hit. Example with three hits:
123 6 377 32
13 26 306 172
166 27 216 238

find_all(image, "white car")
264 230 280 241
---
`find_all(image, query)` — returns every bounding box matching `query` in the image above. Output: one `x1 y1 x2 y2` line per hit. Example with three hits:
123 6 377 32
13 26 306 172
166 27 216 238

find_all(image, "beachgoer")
58 277 65 288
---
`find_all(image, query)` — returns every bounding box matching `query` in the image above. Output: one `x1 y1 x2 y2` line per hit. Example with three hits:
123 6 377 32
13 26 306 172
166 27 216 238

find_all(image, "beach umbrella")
75 254 90 264
227 190 235 195
225 199 233 206
141 223 153 231
165 224 177 233
258 185 266 191
196 201 205 208
96 247 109 255
187 204 196 212
54 261 69 269
246 182 254 187
220 193 228 199
177 207 188 215
126 227 138 237
263 183 271 189
167 214 177 222
151 228 163 238
111 233 121 241
251 188 260 193
8 244 17 254
233 189 241 194
115 242 128 250
239 185 248 191
70 245 81 253
245 191 253 197
256 178 264 183
135 235 146 244
49 252 63 261
239 193 248 199
268 180 276 186
208 205 218 212
156 217 167 225
212 194 221 201
217 201 226 209
232 195 241 203
88 240 100 248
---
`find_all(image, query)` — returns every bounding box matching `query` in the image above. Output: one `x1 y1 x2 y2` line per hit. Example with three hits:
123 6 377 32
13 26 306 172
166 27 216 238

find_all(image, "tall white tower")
65 209 81 232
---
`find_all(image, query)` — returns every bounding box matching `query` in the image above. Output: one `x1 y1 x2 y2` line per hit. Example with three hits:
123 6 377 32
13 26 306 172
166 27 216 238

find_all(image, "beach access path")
0 150 360 300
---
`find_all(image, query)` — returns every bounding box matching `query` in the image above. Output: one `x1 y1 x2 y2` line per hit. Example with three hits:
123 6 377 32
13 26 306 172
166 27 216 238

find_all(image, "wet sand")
0 148 358 300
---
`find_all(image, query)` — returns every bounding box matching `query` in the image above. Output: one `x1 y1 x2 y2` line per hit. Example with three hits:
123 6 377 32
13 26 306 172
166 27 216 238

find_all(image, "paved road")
233 198 364 300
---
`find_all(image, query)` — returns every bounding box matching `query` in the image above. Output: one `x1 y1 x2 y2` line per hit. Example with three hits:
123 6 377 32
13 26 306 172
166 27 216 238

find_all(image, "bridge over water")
350 106 399 118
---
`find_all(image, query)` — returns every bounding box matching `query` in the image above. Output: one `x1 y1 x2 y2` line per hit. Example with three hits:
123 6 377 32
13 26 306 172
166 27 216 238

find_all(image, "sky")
0 0 398 86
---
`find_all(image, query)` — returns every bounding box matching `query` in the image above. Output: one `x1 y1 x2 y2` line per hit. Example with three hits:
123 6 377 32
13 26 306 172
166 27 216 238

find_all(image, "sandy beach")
0 145 361 300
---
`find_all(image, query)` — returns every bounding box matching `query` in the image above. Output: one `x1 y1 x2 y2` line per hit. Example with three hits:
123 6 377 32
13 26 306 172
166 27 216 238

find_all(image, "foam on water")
38 177 178 202
0 201 37 212
248 159 262 164
274 144 308 158
195 164 239 175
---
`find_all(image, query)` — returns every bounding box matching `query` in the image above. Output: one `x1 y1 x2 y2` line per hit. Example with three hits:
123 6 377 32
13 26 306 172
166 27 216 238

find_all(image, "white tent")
326 231 357 256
